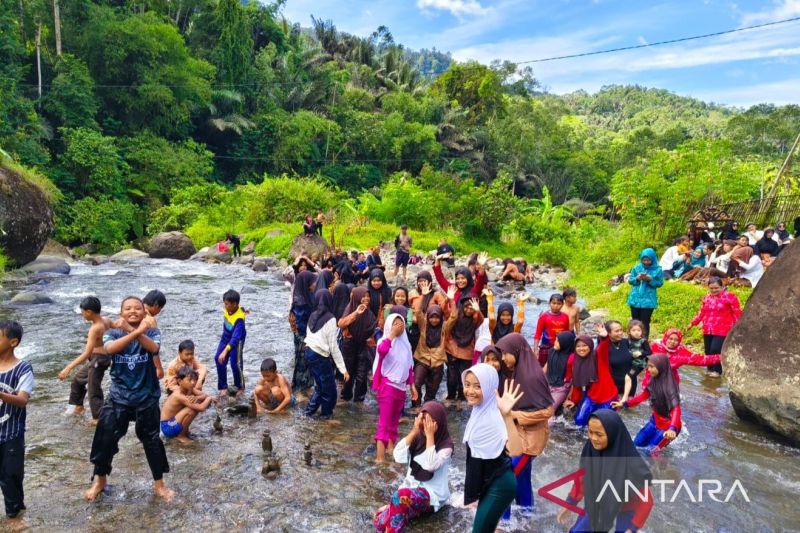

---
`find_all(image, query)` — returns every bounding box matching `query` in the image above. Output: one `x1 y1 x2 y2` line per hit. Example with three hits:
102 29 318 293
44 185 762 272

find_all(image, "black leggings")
446 354 470 400
0 435 25 517
340 339 372 402
704 334 725 374
629 307 655 339
90 399 169 480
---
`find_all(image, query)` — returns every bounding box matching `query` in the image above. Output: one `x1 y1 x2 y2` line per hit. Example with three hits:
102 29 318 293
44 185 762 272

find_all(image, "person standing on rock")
226 233 241 257
626 248 664 339
686 276 741 377
394 225 412 286
315 209 326 238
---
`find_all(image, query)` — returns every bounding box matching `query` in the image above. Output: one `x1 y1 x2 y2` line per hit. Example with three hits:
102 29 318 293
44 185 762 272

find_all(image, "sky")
278 0 800 107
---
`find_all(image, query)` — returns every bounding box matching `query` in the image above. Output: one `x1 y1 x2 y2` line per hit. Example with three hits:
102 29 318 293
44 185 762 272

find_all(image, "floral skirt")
374 486 432 533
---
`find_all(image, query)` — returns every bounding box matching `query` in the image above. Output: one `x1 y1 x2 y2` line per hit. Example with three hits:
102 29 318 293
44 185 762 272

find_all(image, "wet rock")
240 285 258 294
207 248 232 264
148 231 196 260
110 249 149 262
252 260 267 272
724 241 800 444
40 239 72 259
0 166 54 267
84 254 110 266
243 241 256 255
190 247 210 261
212 414 223 433
261 430 273 454
10 291 54 305
235 254 254 265
288 235 330 261
19 255 70 275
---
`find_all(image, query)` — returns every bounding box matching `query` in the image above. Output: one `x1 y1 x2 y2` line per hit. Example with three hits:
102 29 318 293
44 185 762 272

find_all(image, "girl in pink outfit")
373 313 418 462
686 276 742 377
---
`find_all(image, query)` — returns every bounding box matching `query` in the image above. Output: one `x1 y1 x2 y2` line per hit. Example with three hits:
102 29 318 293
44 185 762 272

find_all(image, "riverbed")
1 258 798 532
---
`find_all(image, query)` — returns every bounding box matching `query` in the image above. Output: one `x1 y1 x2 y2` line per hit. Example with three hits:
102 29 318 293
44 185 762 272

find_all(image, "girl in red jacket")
613 354 681 456
644 328 721 389
686 276 742 377
563 332 619 427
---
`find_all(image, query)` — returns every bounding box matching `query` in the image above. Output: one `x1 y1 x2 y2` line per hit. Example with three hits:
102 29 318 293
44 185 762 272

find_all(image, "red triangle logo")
537 467 586 516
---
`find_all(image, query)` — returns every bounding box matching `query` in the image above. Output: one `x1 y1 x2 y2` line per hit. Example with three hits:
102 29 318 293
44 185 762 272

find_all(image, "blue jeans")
634 415 678 455
502 454 534 520
570 510 635 532
304 348 337 418
575 396 616 427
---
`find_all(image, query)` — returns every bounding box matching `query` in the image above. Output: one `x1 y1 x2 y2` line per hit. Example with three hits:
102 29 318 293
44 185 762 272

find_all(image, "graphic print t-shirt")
104 328 162 407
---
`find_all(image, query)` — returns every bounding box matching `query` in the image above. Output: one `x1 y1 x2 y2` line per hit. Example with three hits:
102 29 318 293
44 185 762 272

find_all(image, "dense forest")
2 0 800 261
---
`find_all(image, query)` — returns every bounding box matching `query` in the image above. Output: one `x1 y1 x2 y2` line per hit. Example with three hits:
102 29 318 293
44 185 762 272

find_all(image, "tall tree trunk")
53 0 62 56
36 22 42 102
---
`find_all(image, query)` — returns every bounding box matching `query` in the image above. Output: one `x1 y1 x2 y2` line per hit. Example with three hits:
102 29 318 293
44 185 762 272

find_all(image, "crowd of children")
0 230 759 532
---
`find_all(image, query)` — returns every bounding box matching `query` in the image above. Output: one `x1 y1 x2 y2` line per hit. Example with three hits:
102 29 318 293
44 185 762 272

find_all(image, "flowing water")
1 258 798 532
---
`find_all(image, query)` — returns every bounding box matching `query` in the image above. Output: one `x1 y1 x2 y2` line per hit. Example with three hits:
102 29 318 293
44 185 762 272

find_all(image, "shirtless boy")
164 340 207 394
59 296 114 422
160 367 214 444
562 287 582 334
253 358 294 414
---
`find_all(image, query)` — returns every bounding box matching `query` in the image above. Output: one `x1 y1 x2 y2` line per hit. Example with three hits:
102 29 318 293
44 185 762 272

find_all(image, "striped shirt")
0 359 34 443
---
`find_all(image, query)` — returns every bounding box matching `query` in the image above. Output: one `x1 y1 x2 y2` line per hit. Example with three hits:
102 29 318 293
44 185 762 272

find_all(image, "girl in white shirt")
732 246 764 288
374 401 453 532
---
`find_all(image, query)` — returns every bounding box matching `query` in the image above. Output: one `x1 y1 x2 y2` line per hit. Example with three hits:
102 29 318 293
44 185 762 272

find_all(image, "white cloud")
741 0 800 25
416 0 490 17
691 78 800 106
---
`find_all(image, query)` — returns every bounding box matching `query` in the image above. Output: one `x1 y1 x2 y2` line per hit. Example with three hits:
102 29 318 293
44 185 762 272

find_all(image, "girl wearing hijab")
303 290 349 419
495 334 555 522
433 252 489 303
775 222 793 249
289 270 317 393
556 409 653 533
613 354 681 456
486 290 527 345
755 228 780 261
383 287 415 342
409 272 448 340
412 297 455 407
462 364 524 533
444 288 484 403
687 276 741 377
544 331 576 416
626 248 664 339
338 286 378 403
564 334 619 428
331 283 352 321
373 314 418 462
644 328 720 388
721 220 739 241
731 244 763 287
373 402 453 533
317 269 335 292
369 268 393 331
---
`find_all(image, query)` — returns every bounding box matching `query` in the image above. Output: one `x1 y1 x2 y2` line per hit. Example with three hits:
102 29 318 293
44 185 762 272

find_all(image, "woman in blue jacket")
626 248 664 339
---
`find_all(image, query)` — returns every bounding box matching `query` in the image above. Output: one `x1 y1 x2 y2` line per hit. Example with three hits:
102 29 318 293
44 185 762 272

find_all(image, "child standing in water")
544 331 576 416
304 290 349 420
0 320 34 520
564 335 619 427
646 328 721 386
215 290 247 401
412 294 452 407
533 294 570 367
556 410 653 532
373 314 418 462
160 367 214 444
613 354 681 455
444 287 484 403
59 296 113 423
562 288 582 334
290 271 317 394
142 290 167 380
84 296 172 502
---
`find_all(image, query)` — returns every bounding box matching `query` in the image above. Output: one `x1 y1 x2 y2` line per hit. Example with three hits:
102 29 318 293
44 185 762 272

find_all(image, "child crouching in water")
254 359 295 414
373 313 418 462
160 367 215 444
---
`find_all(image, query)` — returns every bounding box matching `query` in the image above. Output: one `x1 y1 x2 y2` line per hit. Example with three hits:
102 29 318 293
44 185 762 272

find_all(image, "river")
1 258 798 532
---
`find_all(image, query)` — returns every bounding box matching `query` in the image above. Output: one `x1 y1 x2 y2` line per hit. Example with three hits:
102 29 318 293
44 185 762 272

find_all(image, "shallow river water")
1 258 798 532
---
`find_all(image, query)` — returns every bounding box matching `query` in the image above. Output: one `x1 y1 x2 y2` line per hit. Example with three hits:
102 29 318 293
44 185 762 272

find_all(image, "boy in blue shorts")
215 290 247 401
160 367 214 444
0 320 34 520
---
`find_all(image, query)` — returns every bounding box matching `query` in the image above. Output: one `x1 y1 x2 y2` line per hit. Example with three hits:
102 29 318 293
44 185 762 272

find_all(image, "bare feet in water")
176 435 194 445
84 476 107 502
153 480 175 502
88 419 98 426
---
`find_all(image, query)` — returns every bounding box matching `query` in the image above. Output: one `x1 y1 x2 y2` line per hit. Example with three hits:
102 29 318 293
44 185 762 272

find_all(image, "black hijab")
756 230 779 257
776 223 790 241
318 270 335 292
451 295 477 348
580 409 652 533
408 402 453 481
292 271 317 309
307 289 335 334
547 331 576 387
416 271 436 312
331 283 351 320
647 354 681 418
342 286 377 345
495 333 554 411
425 305 444 349
492 302 515 343
454 267 475 296
721 221 739 241
572 335 598 388
336 260 356 285
368 268 392 317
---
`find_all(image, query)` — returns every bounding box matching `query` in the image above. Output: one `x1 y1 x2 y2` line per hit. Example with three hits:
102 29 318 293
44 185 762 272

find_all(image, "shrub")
56 197 137 253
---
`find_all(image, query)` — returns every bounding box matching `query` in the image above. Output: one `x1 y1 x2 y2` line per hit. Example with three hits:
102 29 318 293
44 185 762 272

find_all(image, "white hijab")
373 313 414 384
462 363 507 459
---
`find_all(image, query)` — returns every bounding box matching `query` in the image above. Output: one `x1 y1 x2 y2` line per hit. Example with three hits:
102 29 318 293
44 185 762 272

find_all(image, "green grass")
0 157 61 204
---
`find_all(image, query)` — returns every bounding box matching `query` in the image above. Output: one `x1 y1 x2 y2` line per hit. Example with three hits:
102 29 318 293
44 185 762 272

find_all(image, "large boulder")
40 239 72 259
289 235 330 261
148 231 196 260
110 248 149 262
0 166 54 266
19 255 70 275
723 241 800 444
10 291 54 305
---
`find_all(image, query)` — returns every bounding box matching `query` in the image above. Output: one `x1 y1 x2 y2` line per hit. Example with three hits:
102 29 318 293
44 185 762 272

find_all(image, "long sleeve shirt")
643 343 720 387
304 318 347 375
217 308 246 355
444 310 484 360
376 338 415 391
413 309 454 368
432 263 487 302
625 389 682 431
690 291 742 337
393 438 452 511
566 469 654 531
534 311 570 348
570 337 619 405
